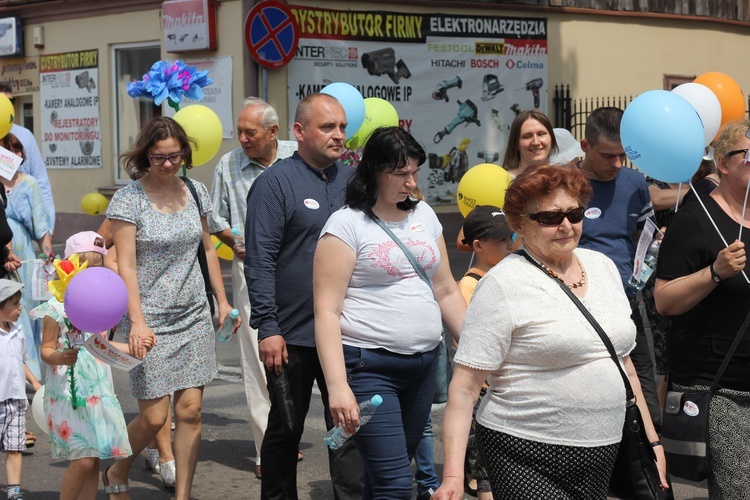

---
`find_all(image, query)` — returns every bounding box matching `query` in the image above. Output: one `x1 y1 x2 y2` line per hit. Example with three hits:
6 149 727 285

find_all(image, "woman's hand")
654 444 669 489
328 386 361 436
128 322 156 359
431 476 464 500
713 239 745 280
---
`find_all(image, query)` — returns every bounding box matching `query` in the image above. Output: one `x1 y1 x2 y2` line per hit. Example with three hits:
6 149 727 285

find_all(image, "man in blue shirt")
578 106 661 431
245 93 362 500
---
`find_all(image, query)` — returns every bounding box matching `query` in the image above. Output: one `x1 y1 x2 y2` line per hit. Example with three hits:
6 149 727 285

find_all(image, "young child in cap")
0 278 30 500
33 231 150 500
457 206 515 500
457 205 515 303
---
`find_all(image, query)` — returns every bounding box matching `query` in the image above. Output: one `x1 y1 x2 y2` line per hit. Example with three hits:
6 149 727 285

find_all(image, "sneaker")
7 486 23 500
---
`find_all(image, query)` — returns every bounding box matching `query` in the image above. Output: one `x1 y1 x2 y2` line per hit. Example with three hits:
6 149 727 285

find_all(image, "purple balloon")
64 267 128 333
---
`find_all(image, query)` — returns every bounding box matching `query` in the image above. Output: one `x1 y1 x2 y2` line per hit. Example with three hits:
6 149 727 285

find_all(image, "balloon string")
674 183 682 213
738 177 750 243
690 181 750 284
466 252 475 272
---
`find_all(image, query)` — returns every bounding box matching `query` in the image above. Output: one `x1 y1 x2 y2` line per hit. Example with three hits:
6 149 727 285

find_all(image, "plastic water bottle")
231 227 245 251
217 309 240 342
628 239 660 290
324 395 383 449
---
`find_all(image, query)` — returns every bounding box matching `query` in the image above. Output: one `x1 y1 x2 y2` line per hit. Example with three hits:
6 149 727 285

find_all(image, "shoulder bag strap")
465 272 483 281
366 211 434 297
517 249 635 400
180 176 202 212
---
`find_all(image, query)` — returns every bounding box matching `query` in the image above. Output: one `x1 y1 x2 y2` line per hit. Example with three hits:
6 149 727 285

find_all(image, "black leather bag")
519 250 670 500
609 400 670 499
180 176 215 317
661 389 711 481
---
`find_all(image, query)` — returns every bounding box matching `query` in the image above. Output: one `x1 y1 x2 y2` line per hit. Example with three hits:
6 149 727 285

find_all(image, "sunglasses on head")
528 206 585 226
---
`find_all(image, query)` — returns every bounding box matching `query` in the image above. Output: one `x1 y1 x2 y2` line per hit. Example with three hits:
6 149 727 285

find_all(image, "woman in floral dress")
103 116 236 500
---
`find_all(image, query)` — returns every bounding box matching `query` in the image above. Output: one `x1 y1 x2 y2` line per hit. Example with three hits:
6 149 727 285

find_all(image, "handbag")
661 309 750 481
180 176 215 317
519 250 670 500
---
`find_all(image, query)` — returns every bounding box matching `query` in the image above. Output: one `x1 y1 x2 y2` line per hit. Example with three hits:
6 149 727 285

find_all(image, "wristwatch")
710 262 722 284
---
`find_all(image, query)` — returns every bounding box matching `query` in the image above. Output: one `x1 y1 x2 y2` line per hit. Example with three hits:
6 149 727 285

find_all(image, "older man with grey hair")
209 97 297 479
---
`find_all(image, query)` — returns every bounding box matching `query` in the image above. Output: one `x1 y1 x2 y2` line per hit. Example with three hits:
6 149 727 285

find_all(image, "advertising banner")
40 49 101 169
164 55 234 139
287 6 547 207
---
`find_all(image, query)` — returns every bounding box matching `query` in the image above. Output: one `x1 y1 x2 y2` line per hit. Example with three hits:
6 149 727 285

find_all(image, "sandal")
141 447 160 473
160 460 176 489
102 465 130 499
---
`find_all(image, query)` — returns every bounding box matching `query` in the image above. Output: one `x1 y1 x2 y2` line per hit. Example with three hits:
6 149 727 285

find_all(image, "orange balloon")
694 72 745 126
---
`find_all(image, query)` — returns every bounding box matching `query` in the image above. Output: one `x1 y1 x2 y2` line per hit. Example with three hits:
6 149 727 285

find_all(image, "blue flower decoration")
127 60 213 111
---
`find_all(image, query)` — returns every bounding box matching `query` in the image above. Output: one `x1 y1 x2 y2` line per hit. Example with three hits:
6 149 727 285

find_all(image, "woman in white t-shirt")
314 127 466 499
433 165 668 500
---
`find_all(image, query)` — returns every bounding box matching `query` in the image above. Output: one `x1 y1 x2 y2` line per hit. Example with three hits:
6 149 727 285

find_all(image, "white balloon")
30 385 48 435
672 83 722 146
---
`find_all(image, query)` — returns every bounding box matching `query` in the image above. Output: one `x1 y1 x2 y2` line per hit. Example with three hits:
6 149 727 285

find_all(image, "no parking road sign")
244 0 299 69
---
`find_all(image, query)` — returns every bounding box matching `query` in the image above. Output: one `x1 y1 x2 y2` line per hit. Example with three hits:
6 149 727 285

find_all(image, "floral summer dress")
106 179 217 399
30 298 131 460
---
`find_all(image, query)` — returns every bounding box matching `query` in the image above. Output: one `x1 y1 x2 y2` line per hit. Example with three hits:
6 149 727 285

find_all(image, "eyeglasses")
725 149 750 164
528 207 585 226
148 152 184 166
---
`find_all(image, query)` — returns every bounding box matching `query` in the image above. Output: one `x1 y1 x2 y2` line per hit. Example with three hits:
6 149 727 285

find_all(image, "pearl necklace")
527 251 586 289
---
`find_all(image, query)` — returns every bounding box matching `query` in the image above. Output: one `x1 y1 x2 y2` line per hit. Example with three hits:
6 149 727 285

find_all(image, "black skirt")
476 425 619 500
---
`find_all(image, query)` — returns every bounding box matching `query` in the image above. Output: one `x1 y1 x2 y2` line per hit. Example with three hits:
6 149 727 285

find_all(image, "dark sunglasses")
725 148 750 164
528 206 585 226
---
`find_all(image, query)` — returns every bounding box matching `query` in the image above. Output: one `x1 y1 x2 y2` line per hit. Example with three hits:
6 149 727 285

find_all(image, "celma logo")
506 60 515 69
505 59 544 70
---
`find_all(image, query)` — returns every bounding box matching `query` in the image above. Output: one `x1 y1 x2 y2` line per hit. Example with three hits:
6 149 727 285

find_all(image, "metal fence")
552 84 750 140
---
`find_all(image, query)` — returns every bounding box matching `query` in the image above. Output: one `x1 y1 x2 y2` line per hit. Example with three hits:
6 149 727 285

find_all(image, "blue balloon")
620 90 705 183
321 82 366 139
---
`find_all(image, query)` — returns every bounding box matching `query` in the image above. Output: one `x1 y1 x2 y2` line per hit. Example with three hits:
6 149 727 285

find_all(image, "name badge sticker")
585 207 601 220
304 199 320 210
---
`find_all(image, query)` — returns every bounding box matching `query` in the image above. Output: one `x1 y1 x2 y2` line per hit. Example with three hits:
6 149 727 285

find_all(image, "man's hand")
233 244 246 261
4 250 21 272
259 335 288 375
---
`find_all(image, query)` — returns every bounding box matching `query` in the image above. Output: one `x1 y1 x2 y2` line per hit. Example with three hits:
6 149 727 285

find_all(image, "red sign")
163 0 218 53
244 1 299 69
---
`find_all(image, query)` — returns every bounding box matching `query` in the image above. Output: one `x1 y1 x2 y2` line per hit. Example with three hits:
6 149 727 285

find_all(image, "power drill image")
516 78 543 108
432 76 462 102
429 138 471 183
434 100 480 144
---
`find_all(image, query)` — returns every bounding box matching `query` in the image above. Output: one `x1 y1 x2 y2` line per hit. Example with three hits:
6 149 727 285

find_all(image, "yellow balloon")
456 163 512 217
346 98 399 150
81 192 109 215
0 95 13 139
173 105 223 167
212 235 235 260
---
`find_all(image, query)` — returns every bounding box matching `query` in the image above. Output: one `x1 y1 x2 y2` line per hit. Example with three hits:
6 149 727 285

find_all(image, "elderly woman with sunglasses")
655 120 750 499
104 116 236 499
434 164 666 500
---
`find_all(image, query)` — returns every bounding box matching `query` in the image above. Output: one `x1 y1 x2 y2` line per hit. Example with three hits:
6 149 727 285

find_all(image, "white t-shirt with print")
321 202 443 355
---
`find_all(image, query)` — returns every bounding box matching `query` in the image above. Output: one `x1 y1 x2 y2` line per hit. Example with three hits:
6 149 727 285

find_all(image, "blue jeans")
414 413 440 495
344 344 438 500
